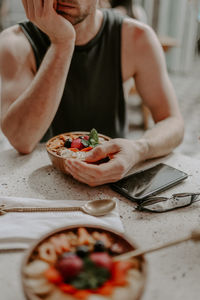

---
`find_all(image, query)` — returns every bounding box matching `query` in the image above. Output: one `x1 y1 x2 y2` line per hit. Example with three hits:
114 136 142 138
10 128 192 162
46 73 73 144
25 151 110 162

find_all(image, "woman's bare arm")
131 22 184 158
0 0 75 154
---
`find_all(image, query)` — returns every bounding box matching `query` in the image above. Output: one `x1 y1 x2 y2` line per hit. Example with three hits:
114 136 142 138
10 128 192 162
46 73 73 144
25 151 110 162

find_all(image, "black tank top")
19 9 127 141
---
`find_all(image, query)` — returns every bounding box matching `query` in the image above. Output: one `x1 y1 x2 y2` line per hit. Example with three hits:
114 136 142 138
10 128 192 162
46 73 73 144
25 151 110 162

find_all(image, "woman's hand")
64 138 147 186
22 0 76 44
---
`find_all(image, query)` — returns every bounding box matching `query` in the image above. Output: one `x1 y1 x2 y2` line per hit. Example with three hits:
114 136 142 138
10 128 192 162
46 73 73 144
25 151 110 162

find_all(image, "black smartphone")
110 163 188 202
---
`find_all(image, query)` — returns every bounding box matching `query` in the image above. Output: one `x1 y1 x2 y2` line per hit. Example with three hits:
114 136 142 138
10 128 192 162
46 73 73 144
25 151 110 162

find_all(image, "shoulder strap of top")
19 21 50 70
103 7 124 27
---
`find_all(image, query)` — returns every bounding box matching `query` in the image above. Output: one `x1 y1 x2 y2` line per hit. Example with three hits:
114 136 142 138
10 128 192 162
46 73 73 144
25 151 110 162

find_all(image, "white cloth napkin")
0 196 124 250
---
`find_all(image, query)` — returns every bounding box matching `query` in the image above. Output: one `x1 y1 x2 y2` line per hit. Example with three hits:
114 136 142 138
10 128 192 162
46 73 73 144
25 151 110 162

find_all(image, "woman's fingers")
22 0 34 18
53 0 57 10
22 0 55 20
33 0 43 18
63 140 140 187
22 0 43 19
64 157 126 186
85 140 121 163
21 0 28 12
43 0 54 13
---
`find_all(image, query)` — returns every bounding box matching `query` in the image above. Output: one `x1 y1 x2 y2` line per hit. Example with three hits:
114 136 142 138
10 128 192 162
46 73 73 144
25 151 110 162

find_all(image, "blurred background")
0 0 200 158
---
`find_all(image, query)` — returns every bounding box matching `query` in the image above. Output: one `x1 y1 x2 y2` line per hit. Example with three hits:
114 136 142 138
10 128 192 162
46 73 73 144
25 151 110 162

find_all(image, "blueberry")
94 240 105 252
76 245 89 257
64 138 72 148
58 252 75 260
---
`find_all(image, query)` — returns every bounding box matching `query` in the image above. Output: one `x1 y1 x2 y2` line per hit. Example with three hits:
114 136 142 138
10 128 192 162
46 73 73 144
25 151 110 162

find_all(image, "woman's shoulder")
0 24 36 77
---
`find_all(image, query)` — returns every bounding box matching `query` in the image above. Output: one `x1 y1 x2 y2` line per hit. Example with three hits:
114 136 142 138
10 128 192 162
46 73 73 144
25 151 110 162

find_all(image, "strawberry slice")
83 135 89 141
90 252 113 272
71 138 84 150
56 254 83 281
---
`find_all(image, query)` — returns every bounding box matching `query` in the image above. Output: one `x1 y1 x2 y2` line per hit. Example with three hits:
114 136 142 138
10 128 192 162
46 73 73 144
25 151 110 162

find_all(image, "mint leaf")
89 128 99 147
70 257 110 290
81 139 89 147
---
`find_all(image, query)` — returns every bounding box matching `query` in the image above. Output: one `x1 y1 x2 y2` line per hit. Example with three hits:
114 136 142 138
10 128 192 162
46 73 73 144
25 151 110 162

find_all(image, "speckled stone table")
1 144 200 300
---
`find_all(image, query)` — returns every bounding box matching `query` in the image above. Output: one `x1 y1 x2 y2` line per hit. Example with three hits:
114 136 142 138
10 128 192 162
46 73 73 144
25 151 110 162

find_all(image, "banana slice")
45 288 74 300
88 295 109 300
25 277 53 296
23 260 49 278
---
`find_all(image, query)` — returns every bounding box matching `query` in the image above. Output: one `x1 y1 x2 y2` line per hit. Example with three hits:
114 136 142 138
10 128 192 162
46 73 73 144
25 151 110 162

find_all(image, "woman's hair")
110 0 135 18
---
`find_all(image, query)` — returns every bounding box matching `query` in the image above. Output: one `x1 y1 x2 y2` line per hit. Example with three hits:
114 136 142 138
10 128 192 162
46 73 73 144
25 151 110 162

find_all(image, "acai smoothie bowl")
21 225 147 300
46 129 110 174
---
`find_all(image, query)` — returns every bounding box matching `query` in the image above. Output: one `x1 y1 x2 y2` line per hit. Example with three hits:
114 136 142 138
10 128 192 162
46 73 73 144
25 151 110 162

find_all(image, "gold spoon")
114 229 200 261
0 199 116 217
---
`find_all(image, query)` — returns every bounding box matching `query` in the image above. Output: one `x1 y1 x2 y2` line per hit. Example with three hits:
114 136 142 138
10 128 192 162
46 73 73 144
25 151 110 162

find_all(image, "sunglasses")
136 193 200 213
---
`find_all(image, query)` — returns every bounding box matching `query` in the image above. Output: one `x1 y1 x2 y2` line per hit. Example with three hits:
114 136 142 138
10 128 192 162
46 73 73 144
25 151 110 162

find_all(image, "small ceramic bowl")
46 131 111 174
21 225 147 300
